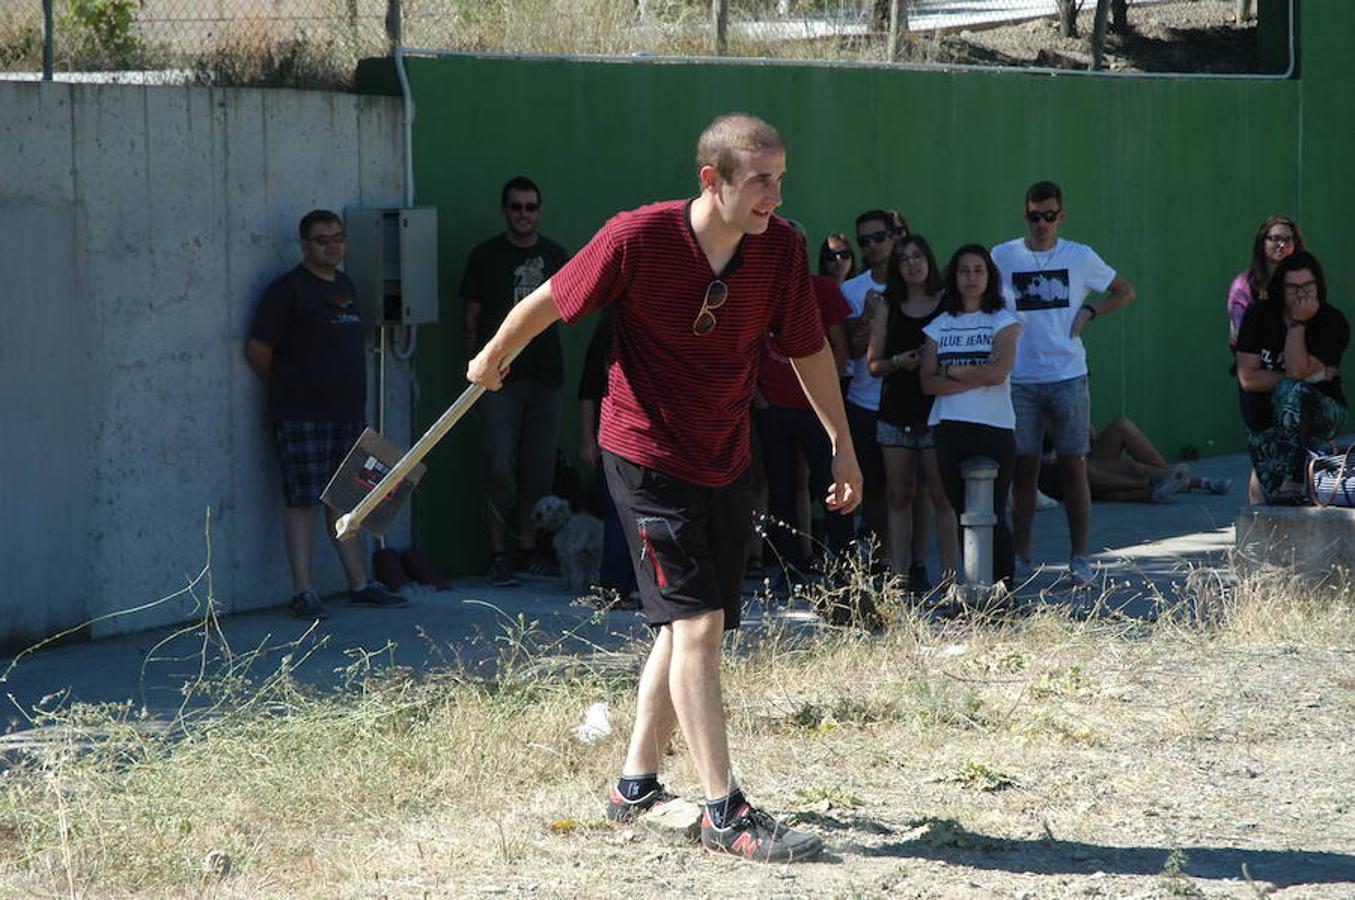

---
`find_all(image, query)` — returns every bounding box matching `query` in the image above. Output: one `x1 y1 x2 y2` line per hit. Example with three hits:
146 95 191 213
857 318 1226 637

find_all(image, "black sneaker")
701 802 824 863
907 561 931 593
517 551 558 579
605 784 676 823
487 554 520 587
289 590 326 620
349 580 408 607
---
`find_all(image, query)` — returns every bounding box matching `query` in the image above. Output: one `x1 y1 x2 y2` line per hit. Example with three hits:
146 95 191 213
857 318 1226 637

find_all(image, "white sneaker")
1068 555 1095 587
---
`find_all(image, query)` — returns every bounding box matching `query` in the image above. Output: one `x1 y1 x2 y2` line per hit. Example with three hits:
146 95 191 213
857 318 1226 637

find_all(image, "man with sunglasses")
992 181 1136 587
840 208 903 562
460 176 571 587
245 210 408 618
467 114 861 863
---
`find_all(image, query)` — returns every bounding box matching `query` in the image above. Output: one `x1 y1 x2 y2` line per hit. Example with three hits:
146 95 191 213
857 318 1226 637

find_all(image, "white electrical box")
344 207 438 326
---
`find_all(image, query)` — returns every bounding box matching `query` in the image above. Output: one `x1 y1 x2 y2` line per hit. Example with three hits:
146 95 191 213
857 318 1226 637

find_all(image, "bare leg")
882 446 917 573
666 610 734 799
910 473 932 567
1097 487 1152 502
1087 462 1151 496
621 627 679 777
1092 415 1168 468
1058 454 1091 558
1012 454 1040 560
921 449 958 576
325 505 368 590
283 506 316 593
1248 469 1264 504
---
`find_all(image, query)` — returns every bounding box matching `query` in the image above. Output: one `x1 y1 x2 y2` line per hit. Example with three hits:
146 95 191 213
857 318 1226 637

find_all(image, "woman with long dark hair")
920 245 1023 585
1228 215 1305 502
818 233 857 284
866 235 957 587
1236 250 1349 503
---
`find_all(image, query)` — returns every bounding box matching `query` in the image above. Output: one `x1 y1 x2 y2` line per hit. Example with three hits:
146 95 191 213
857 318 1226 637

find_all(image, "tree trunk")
712 0 729 55
1111 0 1129 32
1056 0 1080 38
1235 0 1255 25
871 0 889 33
1091 0 1111 69
887 0 909 61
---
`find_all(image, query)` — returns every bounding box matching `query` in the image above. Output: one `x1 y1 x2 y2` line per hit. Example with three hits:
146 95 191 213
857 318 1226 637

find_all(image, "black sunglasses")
823 249 853 262
857 230 891 248
507 202 540 213
692 280 729 336
1025 209 1060 224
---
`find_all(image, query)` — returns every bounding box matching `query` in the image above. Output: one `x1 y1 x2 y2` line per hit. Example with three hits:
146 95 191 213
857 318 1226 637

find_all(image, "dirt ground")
899 1 1260 74
357 628 1355 899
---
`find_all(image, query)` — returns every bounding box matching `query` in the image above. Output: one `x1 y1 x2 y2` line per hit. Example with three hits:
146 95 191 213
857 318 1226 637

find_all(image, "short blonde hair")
696 113 784 181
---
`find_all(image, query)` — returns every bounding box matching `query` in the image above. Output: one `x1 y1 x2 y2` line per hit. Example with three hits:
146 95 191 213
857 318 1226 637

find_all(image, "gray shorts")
877 420 934 450
1012 375 1091 457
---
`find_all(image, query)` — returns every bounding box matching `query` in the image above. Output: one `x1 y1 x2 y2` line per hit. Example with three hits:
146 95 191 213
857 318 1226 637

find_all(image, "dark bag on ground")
1307 446 1355 507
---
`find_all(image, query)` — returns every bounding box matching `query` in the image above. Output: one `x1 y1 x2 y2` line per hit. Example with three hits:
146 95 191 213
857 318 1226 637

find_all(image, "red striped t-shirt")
551 199 825 486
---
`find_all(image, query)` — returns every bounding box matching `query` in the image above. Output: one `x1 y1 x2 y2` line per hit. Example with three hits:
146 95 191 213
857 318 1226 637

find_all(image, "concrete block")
1234 505 1355 581
638 798 703 846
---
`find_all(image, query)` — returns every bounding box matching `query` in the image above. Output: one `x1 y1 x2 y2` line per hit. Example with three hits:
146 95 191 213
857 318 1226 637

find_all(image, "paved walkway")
0 449 1253 731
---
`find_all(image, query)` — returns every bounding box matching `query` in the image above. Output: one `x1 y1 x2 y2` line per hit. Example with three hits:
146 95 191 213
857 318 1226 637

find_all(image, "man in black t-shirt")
460 177 570 586
246 209 407 618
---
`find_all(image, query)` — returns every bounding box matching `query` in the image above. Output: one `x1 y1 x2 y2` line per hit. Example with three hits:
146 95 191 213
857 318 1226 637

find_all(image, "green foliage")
64 0 139 56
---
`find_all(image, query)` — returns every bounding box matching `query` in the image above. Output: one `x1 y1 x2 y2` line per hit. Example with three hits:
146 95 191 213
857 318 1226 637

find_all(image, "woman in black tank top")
866 236 958 589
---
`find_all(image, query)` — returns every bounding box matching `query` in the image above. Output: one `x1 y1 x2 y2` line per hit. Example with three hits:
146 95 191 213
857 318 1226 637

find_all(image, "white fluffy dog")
530 495 605 593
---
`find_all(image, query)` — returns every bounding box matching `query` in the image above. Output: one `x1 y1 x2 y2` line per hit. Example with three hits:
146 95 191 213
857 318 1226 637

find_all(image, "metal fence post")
42 0 54 81
960 457 999 591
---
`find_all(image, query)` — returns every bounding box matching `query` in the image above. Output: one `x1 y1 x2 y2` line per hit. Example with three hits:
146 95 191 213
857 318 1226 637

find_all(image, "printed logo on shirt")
513 257 548 304
327 292 362 325
935 327 995 366
1012 269 1070 311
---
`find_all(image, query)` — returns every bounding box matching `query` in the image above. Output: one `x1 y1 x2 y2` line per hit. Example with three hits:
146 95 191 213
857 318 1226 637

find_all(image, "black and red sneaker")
605 784 676 823
701 803 824 863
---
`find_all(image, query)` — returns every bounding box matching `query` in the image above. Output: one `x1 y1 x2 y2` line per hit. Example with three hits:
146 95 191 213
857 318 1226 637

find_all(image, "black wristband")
1082 304 1098 320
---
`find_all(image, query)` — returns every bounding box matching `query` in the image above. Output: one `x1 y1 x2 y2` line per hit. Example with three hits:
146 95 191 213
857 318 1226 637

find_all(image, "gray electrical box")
343 207 439 326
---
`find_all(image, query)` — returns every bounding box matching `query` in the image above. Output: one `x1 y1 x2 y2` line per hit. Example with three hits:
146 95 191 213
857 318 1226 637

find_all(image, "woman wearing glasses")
818 233 857 285
1227 215 1306 502
920 245 1023 587
866 235 958 589
1235 250 1348 504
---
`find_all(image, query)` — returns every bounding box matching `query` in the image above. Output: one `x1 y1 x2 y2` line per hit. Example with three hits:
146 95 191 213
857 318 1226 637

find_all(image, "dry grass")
0 563 1351 897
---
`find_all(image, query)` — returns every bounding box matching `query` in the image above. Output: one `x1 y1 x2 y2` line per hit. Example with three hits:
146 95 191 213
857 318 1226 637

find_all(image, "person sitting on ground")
1227 215 1305 502
1037 416 1232 503
866 234 958 590
1236 250 1349 504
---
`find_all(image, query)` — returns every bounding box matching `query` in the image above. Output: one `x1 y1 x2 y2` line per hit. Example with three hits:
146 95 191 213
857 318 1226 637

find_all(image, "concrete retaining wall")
0 81 411 645
1235 505 1355 584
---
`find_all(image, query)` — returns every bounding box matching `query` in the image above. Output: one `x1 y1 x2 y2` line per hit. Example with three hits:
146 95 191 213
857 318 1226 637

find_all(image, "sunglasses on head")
692 280 729 336
823 249 853 262
857 230 891 248
507 202 539 213
1025 209 1060 224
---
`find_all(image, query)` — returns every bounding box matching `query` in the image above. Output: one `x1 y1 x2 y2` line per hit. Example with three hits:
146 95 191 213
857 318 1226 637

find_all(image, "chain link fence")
0 1 1288 88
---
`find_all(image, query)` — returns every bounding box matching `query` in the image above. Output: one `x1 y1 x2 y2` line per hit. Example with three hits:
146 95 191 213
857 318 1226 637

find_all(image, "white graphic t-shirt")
840 269 886 411
924 308 1022 430
991 237 1115 384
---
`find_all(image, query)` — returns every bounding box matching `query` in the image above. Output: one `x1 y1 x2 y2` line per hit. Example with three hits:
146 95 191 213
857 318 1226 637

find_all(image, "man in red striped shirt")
468 113 861 863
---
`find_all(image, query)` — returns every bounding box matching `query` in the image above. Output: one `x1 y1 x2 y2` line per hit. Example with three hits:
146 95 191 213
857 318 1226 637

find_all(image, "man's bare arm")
790 342 862 514
244 338 273 381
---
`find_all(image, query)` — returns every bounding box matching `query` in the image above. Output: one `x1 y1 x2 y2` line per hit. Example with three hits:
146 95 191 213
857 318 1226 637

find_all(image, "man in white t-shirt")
840 208 902 555
991 181 1136 586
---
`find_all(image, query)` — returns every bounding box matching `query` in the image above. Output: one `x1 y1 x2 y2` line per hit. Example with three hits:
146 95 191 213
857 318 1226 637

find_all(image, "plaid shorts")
274 420 365 507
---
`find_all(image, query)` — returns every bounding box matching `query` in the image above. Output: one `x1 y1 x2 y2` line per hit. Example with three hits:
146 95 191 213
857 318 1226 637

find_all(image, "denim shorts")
877 419 934 450
1011 375 1091 456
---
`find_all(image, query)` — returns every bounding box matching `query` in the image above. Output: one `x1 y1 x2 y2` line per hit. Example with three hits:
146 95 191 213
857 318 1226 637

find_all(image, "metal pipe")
960 456 999 590
42 0 54 81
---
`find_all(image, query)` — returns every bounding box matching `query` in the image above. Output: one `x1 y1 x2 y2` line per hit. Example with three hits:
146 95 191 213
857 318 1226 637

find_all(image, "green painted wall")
399 4 1354 574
